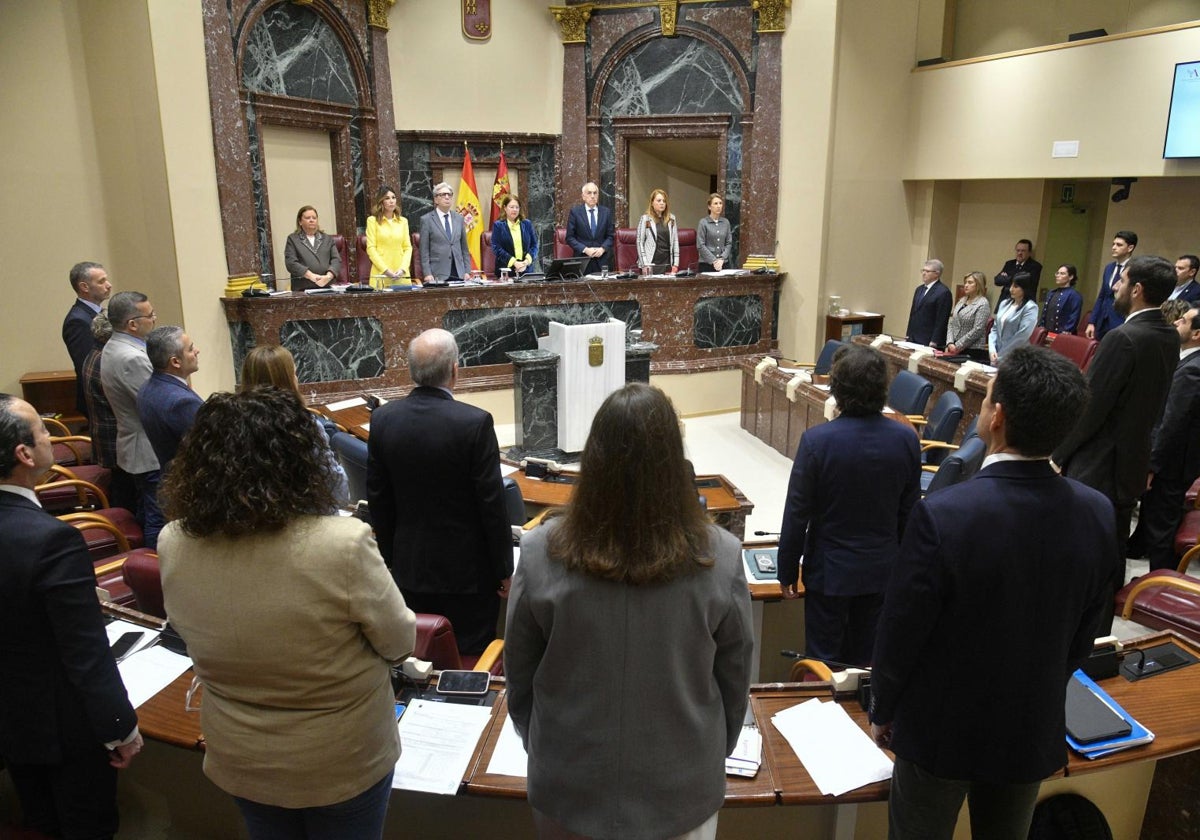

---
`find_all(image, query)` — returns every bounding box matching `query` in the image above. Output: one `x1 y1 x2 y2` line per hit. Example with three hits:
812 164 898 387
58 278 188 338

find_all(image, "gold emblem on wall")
752 0 791 33
462 0 492 41
366 0 396 31
549 4 593 44
589 336 604 367
659 1 678 37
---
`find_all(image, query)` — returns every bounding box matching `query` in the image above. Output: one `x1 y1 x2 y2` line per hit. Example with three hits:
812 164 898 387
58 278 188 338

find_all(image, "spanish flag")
456 148 483 272
491 150 510 226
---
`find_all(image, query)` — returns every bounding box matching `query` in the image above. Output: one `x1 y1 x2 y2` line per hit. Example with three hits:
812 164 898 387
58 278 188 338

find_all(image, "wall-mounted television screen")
1164 60 1200 159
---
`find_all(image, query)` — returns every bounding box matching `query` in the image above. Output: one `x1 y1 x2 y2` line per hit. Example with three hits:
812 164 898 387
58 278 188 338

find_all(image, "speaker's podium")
507 318 639 462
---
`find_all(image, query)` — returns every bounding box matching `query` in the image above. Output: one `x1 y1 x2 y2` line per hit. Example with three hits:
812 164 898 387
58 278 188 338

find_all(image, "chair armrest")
1120 575 1200 619
42 416 73 436
907 414 928 425
36 477 109 509
472 639 505 673
920 440 960 453
1179 543 1200 574
788 658 834 682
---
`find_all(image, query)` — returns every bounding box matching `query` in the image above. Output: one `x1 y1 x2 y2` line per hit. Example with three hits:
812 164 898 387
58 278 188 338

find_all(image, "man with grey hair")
62 260 112 417
419 181 472 283
566 181 615 274
367 328 513 655
905 258 952 348
101 291 163 546
137 325 201 475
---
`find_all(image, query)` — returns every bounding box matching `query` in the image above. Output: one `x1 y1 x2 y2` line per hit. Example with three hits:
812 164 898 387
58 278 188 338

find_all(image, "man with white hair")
905 258 952 348
419 182 472 283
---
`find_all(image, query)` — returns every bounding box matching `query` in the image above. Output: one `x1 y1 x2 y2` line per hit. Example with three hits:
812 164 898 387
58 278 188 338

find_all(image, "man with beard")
1053 255 1179 630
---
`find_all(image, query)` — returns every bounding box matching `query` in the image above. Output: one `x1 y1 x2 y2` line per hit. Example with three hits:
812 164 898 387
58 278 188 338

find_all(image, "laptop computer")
524 255 589 282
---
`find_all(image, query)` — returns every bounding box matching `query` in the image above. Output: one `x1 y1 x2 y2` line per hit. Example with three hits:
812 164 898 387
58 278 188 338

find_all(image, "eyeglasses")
129 311 157 322
435 192 453 198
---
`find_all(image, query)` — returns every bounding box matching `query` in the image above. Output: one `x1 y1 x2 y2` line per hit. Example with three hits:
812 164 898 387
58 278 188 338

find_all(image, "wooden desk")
21 369 84 426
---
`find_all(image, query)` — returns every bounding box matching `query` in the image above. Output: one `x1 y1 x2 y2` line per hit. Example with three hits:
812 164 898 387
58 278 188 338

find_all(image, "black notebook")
1065 675 1132 744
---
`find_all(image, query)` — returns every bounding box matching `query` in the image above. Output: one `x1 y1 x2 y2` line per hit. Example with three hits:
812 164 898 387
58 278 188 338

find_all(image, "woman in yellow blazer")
365 185 413 288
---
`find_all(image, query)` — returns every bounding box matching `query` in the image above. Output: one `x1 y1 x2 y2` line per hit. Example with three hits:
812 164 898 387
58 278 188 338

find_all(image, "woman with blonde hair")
636 188 679 274
945 271 991 362
506 382 753 840
239 344 349 505
365 185 413 288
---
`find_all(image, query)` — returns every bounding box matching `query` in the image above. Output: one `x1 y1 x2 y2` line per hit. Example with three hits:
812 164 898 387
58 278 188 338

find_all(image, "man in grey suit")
419 181 472 283
100 291 163 547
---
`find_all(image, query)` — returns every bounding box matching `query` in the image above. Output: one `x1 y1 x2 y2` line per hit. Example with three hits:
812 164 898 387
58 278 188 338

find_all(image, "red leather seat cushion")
1115 569 1200 644
1174 509 1200 558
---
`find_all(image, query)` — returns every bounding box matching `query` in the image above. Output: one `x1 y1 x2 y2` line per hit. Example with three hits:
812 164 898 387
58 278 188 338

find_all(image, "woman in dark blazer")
1040 264 1084 334
490 194 538 277
283 205 341 291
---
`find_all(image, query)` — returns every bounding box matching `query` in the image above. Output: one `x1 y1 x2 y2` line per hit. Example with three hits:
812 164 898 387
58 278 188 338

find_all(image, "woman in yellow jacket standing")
365 185 413 288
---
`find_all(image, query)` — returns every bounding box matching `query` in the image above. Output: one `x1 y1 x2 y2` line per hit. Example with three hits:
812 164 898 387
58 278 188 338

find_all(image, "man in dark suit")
136 325 202 475
992 238 1043 311
1085 230 1137 340
419 181 473 282
1054 255 1179 610
1136 306 1200 570
870 346 1114 840
0 393 143 838
366 328 513 655
905 259 952 348
778 344 920 666
61 261 112 418
565 182 615 275
1167 254 1200 304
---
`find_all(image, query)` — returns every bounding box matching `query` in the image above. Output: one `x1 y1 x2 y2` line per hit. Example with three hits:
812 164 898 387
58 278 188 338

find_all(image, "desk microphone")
753 530 780 537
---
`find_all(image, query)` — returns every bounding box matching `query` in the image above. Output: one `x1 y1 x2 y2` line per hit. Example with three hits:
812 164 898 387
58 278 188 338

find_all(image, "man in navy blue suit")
137 326 202 476
0 393 142 838
61 261 112 418
565 182 615 275
905 259 952 348
871 346 1114 840
777 344 920 667
1167 254 1200 304
1085 230 1137 340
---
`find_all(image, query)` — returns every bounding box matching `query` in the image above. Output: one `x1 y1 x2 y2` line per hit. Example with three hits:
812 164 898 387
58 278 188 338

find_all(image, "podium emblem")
588 336 604 367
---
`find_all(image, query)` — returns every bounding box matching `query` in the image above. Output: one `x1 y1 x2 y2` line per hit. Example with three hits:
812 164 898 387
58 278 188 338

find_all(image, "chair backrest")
413 613 464 671
122 551 166 618
481 229 496 277
678 227 698 272
329 431 368 503
924 434 986 494
502 477 525 527
1047 332 1100 372
925 390 963 444
888 370 933 416
355 234 371 285
814 340 844 375
553 226 573 259
1028 325 1047 346
614 228 639 271
410 231 422 280
330 234 351 285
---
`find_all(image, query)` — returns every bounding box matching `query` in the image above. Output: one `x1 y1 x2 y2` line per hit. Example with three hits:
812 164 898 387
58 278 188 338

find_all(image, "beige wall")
954 0 1200 59
628 146 711 232
387 2 563 134
260 125 339 287
951 179 1046 293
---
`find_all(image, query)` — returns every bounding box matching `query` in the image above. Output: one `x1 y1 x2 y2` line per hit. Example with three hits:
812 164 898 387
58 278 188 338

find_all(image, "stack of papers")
771 698 892 795
1066 670 1154 759
726 725 762 778
393 700 494 794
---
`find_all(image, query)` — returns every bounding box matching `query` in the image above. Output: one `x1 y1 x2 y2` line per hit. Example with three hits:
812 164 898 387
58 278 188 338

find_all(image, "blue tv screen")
1164 60 1200 159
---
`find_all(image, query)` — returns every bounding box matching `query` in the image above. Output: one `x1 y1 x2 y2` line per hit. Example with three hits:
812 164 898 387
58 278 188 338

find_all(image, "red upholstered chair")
330 234 351 285
63 515 154 607
1115 570 1200 644
122 551 166 619
1046 332 1099 371
678 227 698 272
1076 310 1093 336
356 233 371 285
1028 326 1048 347
57 509 144 562
1175 509 1200 569
1187 477 1200 509
554 226 572 259
614 228 639 272
410 232 422 281
412 613 504 675
481 230 496 277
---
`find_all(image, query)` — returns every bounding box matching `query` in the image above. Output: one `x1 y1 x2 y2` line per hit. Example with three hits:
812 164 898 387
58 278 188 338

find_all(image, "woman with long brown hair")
636 188 679 274
505 383 753 840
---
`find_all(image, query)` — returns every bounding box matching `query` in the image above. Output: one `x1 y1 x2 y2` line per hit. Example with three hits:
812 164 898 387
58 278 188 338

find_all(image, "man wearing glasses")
419 182 472 284
100 291 164 547
905 259 952 349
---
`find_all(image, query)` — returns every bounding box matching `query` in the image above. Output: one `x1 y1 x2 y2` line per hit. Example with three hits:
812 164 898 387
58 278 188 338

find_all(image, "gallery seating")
1047 332 1099 371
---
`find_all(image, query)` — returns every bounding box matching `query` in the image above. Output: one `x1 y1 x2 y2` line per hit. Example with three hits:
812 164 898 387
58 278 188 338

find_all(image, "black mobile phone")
435 670 491 696
110 631 144 660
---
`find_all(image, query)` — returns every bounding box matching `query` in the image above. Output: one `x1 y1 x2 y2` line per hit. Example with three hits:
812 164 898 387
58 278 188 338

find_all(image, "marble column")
625 341 659 383
506 349 561 461
743 31 783 256
558 41 589 222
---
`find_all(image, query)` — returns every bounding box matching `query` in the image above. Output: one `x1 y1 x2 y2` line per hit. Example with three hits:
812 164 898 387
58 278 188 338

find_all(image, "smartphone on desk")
435 670 491 696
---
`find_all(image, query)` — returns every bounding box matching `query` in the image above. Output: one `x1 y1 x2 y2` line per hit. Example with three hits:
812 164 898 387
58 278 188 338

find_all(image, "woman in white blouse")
636 188 678 274
945 271 991 362
988 271 1039 363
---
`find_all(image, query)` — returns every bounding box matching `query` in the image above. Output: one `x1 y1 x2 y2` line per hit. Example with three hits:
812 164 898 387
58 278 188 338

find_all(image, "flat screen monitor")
1163 60 1200 159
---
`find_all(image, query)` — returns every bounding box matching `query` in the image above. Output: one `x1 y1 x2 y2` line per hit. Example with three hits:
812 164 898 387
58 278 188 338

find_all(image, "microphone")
752 530 780 537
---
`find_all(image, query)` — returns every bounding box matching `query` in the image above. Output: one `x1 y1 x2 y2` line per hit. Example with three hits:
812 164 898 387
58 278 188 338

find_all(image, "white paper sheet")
393 700 494 794
771 698 892 796
326 396 367 412
500 463 518 477
484 715 529 777
117 646 193 709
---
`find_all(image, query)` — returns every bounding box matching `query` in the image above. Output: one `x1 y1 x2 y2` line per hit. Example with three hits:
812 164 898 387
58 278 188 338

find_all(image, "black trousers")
6 745 119 840
1138 474 1193 571
804 589 884 668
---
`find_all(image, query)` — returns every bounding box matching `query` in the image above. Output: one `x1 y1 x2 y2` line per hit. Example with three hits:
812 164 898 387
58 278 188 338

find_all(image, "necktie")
1112 263 1121 288
443 212 452 241
589 207 596 236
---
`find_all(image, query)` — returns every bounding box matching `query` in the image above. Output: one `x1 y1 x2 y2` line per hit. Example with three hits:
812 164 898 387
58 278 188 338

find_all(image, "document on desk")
325 396 366 412
485 715 529 777
771 698 892 796
393 699 494 794
117 646 193 709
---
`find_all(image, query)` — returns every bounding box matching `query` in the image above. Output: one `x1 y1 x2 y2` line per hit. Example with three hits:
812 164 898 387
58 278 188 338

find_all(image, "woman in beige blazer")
158 387 416 840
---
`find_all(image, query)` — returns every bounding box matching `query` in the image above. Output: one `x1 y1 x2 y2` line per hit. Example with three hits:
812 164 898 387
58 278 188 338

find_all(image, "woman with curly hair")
157 387 416 840
505 383 753 840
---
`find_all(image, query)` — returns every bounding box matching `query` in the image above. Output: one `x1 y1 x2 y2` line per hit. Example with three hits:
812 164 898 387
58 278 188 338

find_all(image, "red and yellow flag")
491 150 510 227
456 147 483 271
